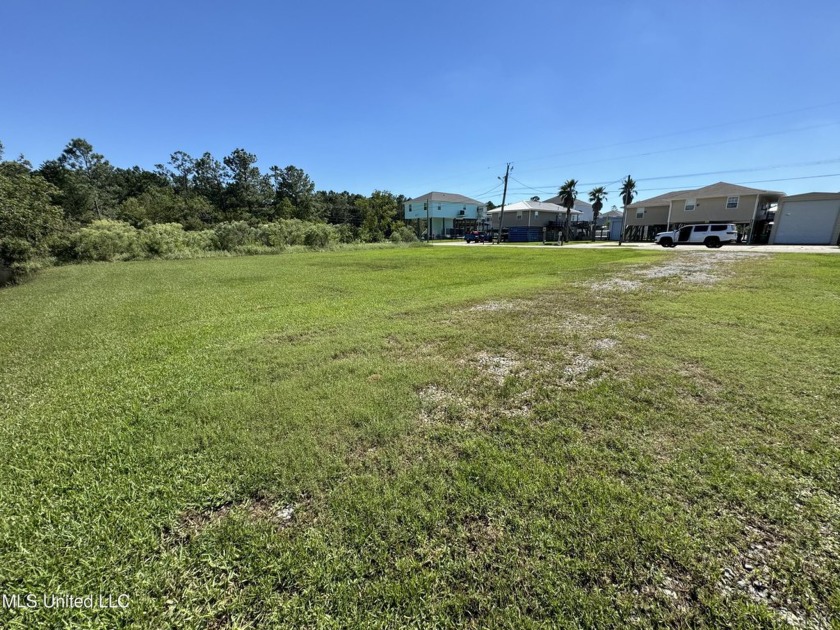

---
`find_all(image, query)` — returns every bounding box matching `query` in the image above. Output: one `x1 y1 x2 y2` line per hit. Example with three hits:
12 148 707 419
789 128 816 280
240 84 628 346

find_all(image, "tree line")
0 139 416 282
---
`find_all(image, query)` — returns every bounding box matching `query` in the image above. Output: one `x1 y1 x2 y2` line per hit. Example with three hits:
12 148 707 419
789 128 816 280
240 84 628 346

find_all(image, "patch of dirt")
718 522 832 630
473 351 521 383
417 385 472 424
462 513 505 553
166 496 306 546
166 502 234 545
593 338 618 351
589 278 645 292
591 251 769 292
465 300 518 313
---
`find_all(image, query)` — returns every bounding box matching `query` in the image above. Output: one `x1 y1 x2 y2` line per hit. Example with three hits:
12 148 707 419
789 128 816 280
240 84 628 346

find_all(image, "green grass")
0 247 837 628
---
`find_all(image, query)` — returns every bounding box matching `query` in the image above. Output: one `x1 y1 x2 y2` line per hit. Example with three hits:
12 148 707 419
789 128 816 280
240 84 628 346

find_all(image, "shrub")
184 230 218 252
74 220 143 261
389 224 419 243
142 223 190 258
213 221 259 251
257 219 317 248
303 223 337 249
257 222 289 249
335 224 357 244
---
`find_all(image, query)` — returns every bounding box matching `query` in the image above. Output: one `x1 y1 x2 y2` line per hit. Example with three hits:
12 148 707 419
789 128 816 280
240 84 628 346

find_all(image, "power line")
632 172 840 195
500 156 840 193
502 99 840 170
405 99 840 192
522 121 840 176
468 181 504 199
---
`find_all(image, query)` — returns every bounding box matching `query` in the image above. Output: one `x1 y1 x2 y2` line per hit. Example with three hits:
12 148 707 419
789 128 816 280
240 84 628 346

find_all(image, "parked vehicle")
464 231 488 243
655 223 738 248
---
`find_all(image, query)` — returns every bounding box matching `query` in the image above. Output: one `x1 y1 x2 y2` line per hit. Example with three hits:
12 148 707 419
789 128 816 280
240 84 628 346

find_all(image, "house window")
726 196 739 209
685 199 696 212
409 204 412 212
459 210 465 216
438 205 441 211
636 209 645 219
516 212 523 219
534 211 539 218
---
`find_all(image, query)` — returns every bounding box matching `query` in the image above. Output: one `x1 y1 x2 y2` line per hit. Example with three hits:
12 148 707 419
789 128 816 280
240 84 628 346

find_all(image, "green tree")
588 186 608 240
117 186 216 229
192 152 225 210
157 151 195 199
317 190 364 226
270 165 318 221
618 175 637 245
0 164 63 281
222 148 272 219
111 166 169 205
557 179 578 242
57 138 116 220
357 190 397 242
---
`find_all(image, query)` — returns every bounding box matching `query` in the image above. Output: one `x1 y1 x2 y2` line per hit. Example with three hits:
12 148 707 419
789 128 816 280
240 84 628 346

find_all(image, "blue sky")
2 0 839 206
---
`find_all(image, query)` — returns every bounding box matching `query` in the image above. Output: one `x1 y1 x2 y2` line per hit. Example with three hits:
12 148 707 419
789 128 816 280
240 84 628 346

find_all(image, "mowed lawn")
0 247 837 628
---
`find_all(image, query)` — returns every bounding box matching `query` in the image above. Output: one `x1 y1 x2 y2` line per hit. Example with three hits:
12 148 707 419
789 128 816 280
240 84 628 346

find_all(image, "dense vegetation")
0 139 414 282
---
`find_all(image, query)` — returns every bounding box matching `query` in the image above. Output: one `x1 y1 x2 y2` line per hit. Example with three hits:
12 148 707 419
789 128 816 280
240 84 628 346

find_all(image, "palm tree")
588 186 608 240
557 179 578 243
618 175 637 245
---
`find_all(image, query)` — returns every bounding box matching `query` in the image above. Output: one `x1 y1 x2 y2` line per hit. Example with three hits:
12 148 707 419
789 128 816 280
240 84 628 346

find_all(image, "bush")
184 230 218 252
142 223 190 258
335 224 357 244
213 221 259 251
258 219 328 248
303 223 337 249
257 222 290 248
389 224 419 243
74 220 143 261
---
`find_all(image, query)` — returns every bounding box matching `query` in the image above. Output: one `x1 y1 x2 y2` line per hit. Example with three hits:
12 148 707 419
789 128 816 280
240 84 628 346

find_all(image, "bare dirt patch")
166 496 306 546
474 351 521 383
591 251 769 292
465 300 518 313
417 385 472 424
718 521 833 630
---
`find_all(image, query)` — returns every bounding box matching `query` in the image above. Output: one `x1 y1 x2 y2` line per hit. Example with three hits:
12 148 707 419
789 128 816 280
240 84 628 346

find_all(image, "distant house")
403 192 486 239
599 208 623 229
542 195 595 223
486 199 580 230
624 182 784 242
769 193 840 244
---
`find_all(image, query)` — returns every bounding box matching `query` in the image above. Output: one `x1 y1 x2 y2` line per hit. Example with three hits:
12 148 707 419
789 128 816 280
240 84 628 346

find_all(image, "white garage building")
769 193 840 245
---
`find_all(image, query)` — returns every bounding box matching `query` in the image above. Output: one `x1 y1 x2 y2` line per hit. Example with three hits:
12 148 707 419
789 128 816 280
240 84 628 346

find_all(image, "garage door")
774 201 840 244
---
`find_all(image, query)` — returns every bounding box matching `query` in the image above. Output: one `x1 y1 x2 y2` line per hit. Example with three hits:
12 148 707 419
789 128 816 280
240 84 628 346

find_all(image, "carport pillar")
748 196 760 244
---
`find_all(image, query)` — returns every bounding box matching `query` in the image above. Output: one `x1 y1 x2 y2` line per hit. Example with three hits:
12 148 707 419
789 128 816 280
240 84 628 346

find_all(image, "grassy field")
0 246 837 628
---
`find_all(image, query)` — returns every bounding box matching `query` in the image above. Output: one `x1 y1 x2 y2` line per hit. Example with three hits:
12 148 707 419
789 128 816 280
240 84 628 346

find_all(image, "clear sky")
2 0 839 206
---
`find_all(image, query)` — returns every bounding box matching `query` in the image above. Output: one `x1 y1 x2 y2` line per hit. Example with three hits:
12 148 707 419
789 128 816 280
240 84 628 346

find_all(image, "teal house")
403 192 487 239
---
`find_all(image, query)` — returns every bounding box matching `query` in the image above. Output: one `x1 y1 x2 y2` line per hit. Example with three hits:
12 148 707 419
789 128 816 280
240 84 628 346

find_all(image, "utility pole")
495 163 511 244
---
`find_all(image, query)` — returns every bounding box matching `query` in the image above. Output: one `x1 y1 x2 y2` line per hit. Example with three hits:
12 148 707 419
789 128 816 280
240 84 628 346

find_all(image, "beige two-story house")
624 182 783 242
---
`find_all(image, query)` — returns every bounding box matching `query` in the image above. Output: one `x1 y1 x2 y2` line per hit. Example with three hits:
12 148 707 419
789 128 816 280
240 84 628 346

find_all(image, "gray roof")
543 195 593 211
628 182 784 208
487 200 579 214
406 191 484 205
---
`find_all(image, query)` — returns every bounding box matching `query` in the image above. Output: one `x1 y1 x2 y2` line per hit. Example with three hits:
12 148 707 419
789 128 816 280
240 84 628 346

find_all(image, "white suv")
654 224 739 248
